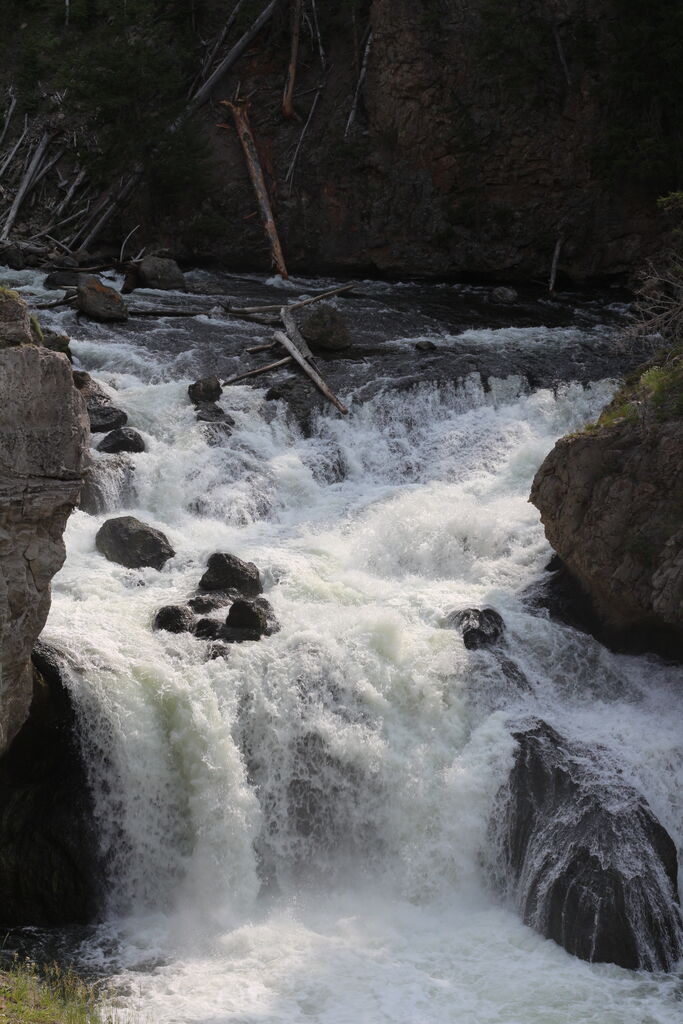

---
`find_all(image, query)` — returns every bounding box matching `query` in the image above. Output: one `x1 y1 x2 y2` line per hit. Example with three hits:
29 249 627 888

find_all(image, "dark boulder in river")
300 305 352 351
444 607 505 649
188 375 222 404
72 369 128 433
199 552 263 596
499 720 682 971
137 255 185 291
153 605 195 634
225 598 269 635
97 427 145 454
0 643 99 926
96 516 174 570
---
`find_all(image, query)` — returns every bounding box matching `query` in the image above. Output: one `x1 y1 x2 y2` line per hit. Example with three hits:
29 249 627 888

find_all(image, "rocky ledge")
0 290 88 754
530 351 683 659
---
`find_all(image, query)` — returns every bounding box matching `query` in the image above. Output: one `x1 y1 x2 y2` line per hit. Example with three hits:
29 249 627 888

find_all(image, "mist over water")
16 269 682 1022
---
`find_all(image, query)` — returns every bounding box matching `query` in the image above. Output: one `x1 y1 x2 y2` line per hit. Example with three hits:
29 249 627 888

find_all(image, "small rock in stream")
225 598 268 635
97 427 145 454
443 607 505 649
153 605 195 634
199 553 262 596
137 255 185 291
77 276 128 322
189 376 222 404
95 516 174 570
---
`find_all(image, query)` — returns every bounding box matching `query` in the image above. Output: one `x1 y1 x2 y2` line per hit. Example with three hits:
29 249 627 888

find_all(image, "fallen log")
282 0 303 119
1 131 52 239
0 114 28 179
229 282 355 315
221 98 289 280
0 88 17 149
247 341 277 353
277 307 349 414
223 355 292 384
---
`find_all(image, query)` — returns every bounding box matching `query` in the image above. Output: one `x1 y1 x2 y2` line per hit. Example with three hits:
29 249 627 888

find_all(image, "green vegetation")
0 959 117 1024
583 349 683 434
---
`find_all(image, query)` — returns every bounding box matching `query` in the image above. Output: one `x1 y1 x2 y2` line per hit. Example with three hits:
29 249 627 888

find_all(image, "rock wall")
0 301 88 754
530 375 683 657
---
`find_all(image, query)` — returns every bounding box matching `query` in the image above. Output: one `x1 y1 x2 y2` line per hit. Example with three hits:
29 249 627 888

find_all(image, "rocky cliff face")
530 357 683 657
0 292 88 754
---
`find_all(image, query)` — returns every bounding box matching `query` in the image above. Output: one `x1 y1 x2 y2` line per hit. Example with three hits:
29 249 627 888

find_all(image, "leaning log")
230 282 355 315
282 0 303 120
277 307 349 414
221 99 289 280
223 355 292 384
1 131 52 240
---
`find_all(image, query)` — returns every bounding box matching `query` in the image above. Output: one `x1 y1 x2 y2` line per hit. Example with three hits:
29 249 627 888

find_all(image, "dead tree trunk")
1 131 52 240
345 30 373 139
222 99 289 279
282 0 303 119
0 115 28 180
0 88 17 149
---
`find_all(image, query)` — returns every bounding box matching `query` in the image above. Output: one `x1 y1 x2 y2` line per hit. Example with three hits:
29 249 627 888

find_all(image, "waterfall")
9 266 681 1023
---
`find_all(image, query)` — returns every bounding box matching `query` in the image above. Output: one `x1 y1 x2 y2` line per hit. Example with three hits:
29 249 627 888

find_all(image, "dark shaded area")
500 720 682 971
0 643 100 927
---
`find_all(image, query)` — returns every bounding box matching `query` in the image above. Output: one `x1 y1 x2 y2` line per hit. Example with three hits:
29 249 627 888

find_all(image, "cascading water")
5 268 683 1022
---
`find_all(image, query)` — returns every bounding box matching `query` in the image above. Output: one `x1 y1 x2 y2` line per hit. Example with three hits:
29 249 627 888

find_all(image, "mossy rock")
0 287 33 348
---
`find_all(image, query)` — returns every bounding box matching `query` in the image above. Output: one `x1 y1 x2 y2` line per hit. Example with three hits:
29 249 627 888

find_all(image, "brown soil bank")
530 352 683 659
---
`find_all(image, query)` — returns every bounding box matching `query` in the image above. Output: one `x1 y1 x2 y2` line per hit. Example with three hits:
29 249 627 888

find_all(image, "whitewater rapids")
10 269 683 1022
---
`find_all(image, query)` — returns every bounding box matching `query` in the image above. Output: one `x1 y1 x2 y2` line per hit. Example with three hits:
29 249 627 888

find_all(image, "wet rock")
76 276 128 322
443 607 505 649
0 243 25 270
415 340 437 351
88 403 128 433
97 427 145 454
491 286 519 303
0 287 34 347
199 552 262 596
194 401 235 427
500 720 682 971
95 516 174 570
44 269 80 290
194 618 222 640
189 375 222 404
225 598 268 635
188 592 235 613
137 256 185 291
253 596 280 635
216 624 261 643
300 305 352 351
153 605 195 634
0 643 100 926
208 641 232 659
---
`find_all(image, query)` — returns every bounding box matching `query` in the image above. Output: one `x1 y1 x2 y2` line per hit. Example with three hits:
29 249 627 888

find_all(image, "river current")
5 268 683 1023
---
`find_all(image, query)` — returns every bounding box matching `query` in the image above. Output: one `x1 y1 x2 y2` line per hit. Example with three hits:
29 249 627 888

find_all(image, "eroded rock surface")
0 343 87 755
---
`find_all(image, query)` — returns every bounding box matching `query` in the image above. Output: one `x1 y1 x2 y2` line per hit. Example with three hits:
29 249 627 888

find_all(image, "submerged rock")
199 552 262 596
499 720 682 971
76 275 128 322
194 617 222 640
95 516 174 570
153 605 195 634
443 607 505 648
491 286 519 303
97 427 145 454
194 401 235 426
189 375 222 404
0 643 100 926
188 592 235 614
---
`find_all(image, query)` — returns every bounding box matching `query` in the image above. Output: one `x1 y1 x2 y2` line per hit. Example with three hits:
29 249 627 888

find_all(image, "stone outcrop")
500 721 682 971
530 388 683 657
0 332 88 755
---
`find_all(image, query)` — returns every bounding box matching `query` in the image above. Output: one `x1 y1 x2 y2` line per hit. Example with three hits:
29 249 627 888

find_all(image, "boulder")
97 427 145 454
199 552 262 596
491 286 519 303
76 276 128 322
43 269 80 290
188 592 234 613
300 305 352 351
216 625 261 643
0 288 34 347
194 401 235 426
500 721 682 971
253 596 280 635
194 617 222 640
137 256 185 291
153 605 195 634
189 376 222 404
43 328 72 360
415 340 437 352
95 516 174 570
225 598 268 635
443 607 504 648
88 403 128 433
73 369 128 433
